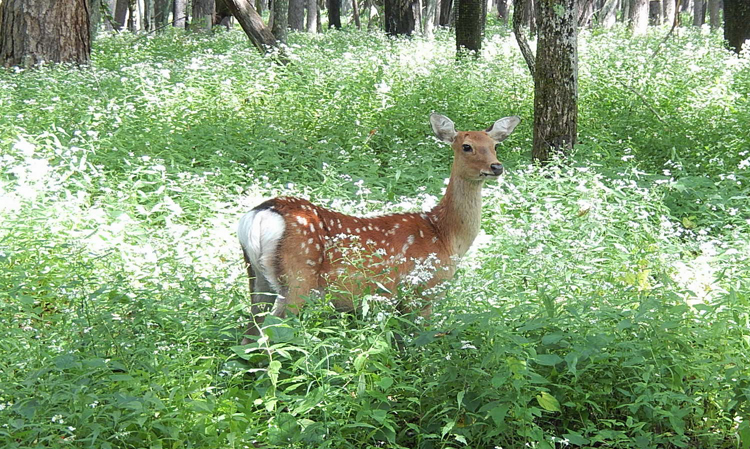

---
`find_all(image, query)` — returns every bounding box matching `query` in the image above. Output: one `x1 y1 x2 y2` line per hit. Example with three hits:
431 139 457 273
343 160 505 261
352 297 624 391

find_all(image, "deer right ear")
430 113 457 143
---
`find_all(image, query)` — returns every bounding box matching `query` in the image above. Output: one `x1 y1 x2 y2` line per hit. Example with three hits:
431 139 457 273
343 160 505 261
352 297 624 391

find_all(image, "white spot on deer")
309 223 315 233
346 228 351 233
315 243 321 251
407 235 415 245
318 221 324 230
419 229 424 238
305 247 310 254
420 213 428 220
296 216 308 226
300 242 306 249
366 239 376 246
306 259 316 266
402 217 409 222
431 236 438 243
355 228 360 233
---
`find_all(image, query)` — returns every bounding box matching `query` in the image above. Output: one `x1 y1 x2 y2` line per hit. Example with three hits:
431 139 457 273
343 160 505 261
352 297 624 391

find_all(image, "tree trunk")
192 0 216 30
174 0 188 27
352 0 362 28
456 0 483 54
306 0 318 32
724 0 750 54
600 0 618 28
384 0 416 35
663 0 675 26
649 0 662 24
513 0 535 75
154 0 171 29
692 0 705 26
532 0 577 163
439 0 452 26
707 0 719 29
328 0 342 28
578 0 594 27
424 0 438 35
114 0 129 30
127 0 137 31
289 0 306 29
629 0 649 35
0 0 91 67
497 0 508 22
89 0 102 39
273 0 289 39
223 0 278 52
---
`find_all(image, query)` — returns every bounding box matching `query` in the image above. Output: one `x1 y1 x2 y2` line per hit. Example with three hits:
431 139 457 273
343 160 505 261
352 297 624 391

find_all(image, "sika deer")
238 113 520 342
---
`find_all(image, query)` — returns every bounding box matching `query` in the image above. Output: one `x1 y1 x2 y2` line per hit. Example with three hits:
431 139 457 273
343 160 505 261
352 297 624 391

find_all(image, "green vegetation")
1 23 749 448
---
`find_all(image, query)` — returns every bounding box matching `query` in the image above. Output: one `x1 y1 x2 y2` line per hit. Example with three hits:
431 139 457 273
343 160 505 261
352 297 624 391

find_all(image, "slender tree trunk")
629 0 649 35
306 0 318 31
600 0 618 27
114 0 129 29
513 0 535 75
384 0 416 35
497 0 508 22
89 0 102 39
154 0 171 29
174 0 187 26
532 0 577 163
649 0 662 24
424 0 438 35
0 0 91 67
622 0 630 24
692 0 705 25
456 0 483 55
192 0 215 30
439 0 452 25
724 0 750 54
224 0 279 52
707 0 719 29
352 0 362 28
288 0 305 29
127 0 137 31
328 0 342 28
663 0 675 27
273 0 289 39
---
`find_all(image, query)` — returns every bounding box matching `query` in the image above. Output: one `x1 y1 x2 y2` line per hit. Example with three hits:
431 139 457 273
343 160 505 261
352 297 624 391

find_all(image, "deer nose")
490 163 504 175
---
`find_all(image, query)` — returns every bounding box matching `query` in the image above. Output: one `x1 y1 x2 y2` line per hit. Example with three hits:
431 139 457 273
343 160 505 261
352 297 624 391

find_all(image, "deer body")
238 114 520 341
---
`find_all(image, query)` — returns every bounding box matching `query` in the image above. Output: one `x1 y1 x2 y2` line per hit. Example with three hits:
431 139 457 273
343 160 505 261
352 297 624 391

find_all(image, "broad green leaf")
536 391 561 412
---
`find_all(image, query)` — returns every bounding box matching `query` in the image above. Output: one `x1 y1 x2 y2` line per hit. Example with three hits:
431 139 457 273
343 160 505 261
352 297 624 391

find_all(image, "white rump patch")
238 209 286 292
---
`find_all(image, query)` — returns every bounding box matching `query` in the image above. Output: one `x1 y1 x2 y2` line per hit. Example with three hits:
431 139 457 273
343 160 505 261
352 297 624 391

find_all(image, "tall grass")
0 23 748 448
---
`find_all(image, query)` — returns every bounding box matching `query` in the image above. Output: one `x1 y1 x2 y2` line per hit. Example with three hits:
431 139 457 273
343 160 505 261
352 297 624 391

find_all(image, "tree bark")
707 0 719 29
154 0 171 30
532 0 577 163
192 0 216 30
0 0 91 67
223 0 278 52
662 0 675 27
692 0 705 26
629 0 649 35
328 0 342 28
456 0 483 55
288 0 306 29
439 0 452 26
649 0 662 24
384 0 416 35
600 0 618 28
306 0 318 32
113 0 129 30
724 0 750 54
273 0 289 39
513 0 535 76
424 0 438 35
174 0 188 27
497 0 508 22
89 0 102 39
352 0 362 28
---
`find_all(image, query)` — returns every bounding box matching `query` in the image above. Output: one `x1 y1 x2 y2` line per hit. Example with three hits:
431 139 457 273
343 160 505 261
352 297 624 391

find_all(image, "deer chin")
479 172 501 178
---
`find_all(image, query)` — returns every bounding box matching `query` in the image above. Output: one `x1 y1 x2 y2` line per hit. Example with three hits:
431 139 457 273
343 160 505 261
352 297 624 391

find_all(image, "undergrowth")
0 22 748 448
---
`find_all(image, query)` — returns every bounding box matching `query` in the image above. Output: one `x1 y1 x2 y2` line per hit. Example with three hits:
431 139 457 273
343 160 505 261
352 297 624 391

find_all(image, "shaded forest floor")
1 22 749 448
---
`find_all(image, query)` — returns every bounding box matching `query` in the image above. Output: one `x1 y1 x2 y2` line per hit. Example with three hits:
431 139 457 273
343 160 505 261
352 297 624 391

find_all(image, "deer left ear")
487 116 521 142
430 113 458 143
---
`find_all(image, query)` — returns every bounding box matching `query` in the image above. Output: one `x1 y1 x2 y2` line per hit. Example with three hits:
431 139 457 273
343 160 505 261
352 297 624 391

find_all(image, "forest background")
1 0 750 448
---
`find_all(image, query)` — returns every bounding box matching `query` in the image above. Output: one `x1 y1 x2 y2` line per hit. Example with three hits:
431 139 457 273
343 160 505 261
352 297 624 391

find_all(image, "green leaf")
268 360 281 387
535 354 563 366
536 391 561 412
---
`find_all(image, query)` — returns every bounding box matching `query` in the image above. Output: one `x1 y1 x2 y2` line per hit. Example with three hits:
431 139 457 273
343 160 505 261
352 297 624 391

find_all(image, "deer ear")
487 116 521 142
430 113 458 143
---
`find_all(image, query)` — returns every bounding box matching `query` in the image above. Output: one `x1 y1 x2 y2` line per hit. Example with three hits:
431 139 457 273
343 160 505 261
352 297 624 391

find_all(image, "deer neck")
430 174 484 258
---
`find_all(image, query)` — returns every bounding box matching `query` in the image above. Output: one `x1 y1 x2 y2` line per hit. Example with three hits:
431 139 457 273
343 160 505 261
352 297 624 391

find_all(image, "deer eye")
462 144 473 152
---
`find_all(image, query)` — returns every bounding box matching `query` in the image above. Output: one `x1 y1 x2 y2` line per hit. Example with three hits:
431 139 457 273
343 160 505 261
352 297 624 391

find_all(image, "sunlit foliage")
0 23 749 448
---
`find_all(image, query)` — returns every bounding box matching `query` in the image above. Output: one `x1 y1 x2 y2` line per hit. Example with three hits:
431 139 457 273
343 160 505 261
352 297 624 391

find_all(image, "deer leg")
242 251 279 344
